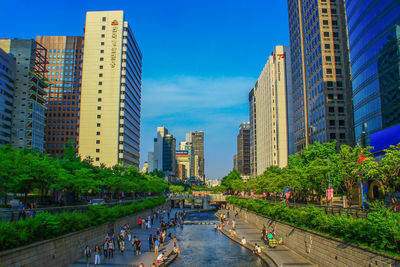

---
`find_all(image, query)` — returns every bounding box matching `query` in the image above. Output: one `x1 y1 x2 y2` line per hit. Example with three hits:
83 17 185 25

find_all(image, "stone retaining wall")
228 203 400 267
0 201 170 267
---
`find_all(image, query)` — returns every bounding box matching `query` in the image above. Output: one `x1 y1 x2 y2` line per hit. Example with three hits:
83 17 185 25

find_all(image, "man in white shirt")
241 237 246 245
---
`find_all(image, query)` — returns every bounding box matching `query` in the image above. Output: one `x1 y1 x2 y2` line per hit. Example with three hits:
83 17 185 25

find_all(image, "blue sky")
1 0 289 179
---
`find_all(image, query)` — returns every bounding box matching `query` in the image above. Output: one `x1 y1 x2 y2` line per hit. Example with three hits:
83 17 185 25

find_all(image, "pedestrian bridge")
169 193 226 209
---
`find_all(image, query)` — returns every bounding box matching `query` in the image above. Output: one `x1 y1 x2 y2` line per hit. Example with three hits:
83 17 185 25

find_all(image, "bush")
0 196 166 251
227 196 400 256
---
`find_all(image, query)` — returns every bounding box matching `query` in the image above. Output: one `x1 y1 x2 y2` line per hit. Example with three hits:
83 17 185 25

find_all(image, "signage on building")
176 150 189 157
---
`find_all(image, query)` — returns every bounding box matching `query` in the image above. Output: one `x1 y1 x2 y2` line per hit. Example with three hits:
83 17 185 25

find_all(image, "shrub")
0 196 166 251
227 197 400 256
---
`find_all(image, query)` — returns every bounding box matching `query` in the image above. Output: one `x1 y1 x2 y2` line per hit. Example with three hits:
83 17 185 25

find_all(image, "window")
327 81 333 87
98 90 102 93
329 107 334 113
96 131 101 136
102 17 106 22
333 32 339 38
330 133 336 139
340 133 345 139
326 56 331 62
97 106 101 110
100 57 104 61
336 68 342 75
101 34 105 38
325 44 330 49
99 65 103 69
332 20 338 26
96 157 100 161
323 20 329 25
335 56 341 62
338 107 344 113
96 149 100 153
339 120 345 126
328 94 334 100
322 8 328 13
98 98 102 102
98 82 102 85
99 73 103 77
324 32 330 37
97 123 101 127
102 26 106 30
97 114 101 118
329 120 335 126
334 44 340 50
337 94 343 100
326 68 332 74
96 140 100 144
100 50 104 54
101 42 105 46
331 9 337 14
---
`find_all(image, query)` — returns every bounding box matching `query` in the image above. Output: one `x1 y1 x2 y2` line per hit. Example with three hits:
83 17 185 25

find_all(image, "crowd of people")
82 209 184 266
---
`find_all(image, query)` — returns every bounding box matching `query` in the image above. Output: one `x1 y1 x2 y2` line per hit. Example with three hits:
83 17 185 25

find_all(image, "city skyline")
0 0 290 179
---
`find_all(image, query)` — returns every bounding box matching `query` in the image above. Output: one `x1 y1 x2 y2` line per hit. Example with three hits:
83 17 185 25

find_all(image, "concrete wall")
0 201 170 267
228 203 400 267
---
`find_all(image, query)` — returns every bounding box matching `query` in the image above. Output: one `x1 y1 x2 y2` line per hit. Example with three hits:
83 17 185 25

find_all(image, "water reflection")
169 210 267 267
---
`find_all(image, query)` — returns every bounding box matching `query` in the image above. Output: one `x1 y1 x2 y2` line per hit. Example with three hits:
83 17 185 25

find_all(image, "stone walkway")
217 210 315 267
68 213 176 267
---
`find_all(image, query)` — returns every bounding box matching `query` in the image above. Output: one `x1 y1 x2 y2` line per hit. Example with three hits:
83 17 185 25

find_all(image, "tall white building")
251 46 294 175
79 11 142 167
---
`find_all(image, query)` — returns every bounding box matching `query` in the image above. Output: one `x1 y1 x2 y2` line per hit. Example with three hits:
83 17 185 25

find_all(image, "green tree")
371 143 400 193
221 169 242 189
169 185 184 192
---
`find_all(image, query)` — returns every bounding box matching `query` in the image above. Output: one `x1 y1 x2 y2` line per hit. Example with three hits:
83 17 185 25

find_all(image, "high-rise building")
0 48 15 145
233 154 238 170
79 11 142 167
345 0 400 147
179 140 193 178
0 39 48 152
176 150 190 180
149 126 176 173
35 36 84 157
187 131 205 180
249 88 257 176
287 0 354 152
251 46 294 175
236 122 251 175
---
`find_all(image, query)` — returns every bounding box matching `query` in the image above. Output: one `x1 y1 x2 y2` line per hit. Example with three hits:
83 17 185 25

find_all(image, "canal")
169 210 267 267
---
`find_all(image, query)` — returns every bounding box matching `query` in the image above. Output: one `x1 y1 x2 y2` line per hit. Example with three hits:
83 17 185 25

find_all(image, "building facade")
252 46 294 175
149 126 176 174
287 0 354 152
346 0 400 147
176 150 190 180
0 39 48 152
79 11 142 167
187 131 204 180
36 36 83 157
236 122 251 175
0 48 15 145
249 88 257 177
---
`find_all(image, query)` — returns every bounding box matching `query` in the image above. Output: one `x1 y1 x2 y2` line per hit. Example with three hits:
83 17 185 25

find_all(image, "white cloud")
140 75 255 179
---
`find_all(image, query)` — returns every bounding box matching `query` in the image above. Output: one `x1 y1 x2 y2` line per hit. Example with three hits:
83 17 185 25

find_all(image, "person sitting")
241 237 246 245
173 245 181 254
253 243 261 254
157 252 168 263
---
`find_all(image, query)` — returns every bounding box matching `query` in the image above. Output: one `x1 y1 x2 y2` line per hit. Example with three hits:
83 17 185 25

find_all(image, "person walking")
103 240 108 258
108 239 114 258
154 238 160 255
120 238 125 255
134 237 141 255
84 245 91 267
94 245 101 265
149 234 154 251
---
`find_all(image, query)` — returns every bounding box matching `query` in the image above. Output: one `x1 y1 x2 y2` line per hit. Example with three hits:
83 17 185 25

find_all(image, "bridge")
169 193 226 209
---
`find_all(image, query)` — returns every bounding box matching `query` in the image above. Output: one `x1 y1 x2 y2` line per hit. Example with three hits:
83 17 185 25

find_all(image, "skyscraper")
0 39 48 152
35 36 83 157
187 131 205 180
0 48 15 145
251 46 294 175
249 88 257 177
287 0 354 152
79 11 142 167
345 0 400 147
236 122 250 176
149 126 176 173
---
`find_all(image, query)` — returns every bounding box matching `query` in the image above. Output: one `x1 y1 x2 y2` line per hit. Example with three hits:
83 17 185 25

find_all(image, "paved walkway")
217 210 315 267
68 212 176 267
